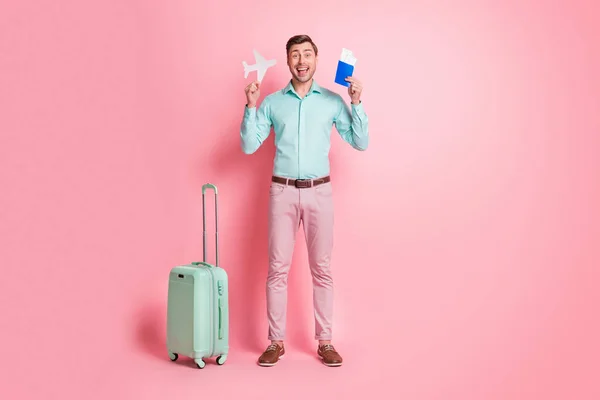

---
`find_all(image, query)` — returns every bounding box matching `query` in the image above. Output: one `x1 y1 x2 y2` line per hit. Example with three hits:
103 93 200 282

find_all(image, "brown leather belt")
272 175 330 188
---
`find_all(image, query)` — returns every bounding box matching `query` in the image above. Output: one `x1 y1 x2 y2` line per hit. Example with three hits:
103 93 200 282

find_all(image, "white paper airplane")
242 49 276 82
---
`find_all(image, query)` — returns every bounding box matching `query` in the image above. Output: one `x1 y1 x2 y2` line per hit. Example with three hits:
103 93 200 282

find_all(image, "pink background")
1 1 599 399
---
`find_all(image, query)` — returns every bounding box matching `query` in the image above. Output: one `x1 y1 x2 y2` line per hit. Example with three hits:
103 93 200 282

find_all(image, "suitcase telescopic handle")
202 183 218 267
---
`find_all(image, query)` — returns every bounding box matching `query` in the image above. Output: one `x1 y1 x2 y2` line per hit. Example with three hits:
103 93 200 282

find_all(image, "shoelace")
320 344 335 353
266 344 280 352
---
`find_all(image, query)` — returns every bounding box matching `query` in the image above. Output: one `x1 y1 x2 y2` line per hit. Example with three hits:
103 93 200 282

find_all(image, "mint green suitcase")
166 183 229 369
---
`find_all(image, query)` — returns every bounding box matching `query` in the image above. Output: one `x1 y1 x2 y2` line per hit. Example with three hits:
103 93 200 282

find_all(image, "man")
240 34 369 367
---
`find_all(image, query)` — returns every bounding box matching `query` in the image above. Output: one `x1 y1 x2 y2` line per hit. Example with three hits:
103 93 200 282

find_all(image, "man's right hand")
245 80 260 108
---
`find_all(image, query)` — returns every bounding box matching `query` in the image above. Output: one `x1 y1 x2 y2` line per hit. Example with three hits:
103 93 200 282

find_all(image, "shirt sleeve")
240 97 272 154
333 96 369 151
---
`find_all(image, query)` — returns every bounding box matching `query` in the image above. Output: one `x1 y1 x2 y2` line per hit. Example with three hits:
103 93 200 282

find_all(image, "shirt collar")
283 79 322 97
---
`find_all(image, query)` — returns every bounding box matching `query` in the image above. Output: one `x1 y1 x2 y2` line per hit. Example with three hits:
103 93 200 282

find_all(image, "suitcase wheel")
168 352 178 362
195 358 206 369
216 355 227 365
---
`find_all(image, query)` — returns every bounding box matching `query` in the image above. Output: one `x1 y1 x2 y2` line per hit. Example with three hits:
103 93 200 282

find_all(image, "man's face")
287 42 317 83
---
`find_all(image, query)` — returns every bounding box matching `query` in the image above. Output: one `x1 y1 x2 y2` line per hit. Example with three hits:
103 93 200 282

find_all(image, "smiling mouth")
297 66 308 74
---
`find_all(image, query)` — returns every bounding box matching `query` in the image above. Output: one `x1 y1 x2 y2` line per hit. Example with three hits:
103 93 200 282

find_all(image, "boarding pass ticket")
340 48 357 66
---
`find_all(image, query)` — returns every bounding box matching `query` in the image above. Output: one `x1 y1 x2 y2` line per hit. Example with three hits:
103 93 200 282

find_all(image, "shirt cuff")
351 101 365 116
244 104 257 115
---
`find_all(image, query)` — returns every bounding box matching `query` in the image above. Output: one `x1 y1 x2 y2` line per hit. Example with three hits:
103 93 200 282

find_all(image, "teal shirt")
240 79 369 179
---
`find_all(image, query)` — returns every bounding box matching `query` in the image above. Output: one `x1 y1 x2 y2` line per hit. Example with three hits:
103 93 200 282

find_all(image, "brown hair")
286 34 318 55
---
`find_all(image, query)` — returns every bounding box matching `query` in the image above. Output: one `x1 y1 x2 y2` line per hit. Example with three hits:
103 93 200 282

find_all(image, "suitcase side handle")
202 183 219 267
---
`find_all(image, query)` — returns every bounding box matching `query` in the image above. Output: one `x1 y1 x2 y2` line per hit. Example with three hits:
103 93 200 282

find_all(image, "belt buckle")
294 179 311 188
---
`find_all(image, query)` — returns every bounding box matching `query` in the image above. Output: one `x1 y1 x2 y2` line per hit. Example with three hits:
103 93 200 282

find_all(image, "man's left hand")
345 77 362 105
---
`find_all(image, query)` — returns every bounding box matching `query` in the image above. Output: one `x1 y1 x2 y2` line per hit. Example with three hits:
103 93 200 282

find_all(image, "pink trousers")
266 179 334 341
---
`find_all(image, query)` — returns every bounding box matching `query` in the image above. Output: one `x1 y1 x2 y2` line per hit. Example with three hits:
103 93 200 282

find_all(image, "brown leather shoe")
317 344 343 367
257 343 285 366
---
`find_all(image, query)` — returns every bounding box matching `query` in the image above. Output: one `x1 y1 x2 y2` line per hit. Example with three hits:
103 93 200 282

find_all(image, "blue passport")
334 60 354 87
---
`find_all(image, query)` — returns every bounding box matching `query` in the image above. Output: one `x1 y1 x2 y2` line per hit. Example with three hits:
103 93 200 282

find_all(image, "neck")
292 78 313 97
